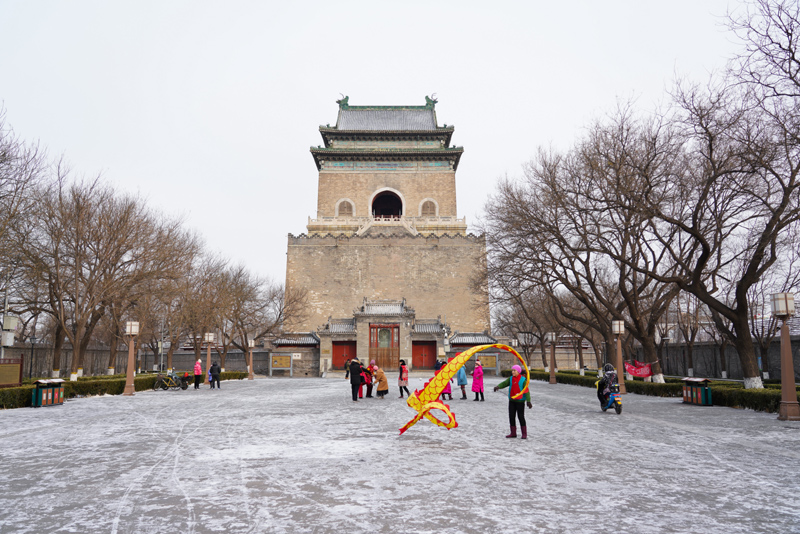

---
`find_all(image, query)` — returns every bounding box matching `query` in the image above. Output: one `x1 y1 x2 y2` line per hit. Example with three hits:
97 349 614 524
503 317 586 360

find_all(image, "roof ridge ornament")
425 95 438 109
337 95 350 109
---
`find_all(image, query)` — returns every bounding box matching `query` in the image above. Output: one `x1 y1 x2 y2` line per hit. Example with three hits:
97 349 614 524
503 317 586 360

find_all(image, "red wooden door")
412 341 437 369
332 341 357 369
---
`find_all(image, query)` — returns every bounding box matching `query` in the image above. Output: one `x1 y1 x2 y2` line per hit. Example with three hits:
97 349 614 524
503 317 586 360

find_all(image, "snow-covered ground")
1 374 798 534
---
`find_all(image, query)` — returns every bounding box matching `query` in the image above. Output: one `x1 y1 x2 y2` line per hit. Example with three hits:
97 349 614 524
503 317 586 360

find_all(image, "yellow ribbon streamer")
399 343 529 435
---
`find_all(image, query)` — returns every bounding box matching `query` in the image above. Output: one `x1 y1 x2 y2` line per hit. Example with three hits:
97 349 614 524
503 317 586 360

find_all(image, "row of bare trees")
0 114 305 378
483 0 800 389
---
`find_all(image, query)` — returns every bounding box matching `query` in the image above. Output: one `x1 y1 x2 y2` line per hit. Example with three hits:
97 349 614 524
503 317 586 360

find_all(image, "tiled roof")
450 333 497 345
337 108 437 131
364 302 405 315
273 333 320 346
414 322 444 334
328 320 356 334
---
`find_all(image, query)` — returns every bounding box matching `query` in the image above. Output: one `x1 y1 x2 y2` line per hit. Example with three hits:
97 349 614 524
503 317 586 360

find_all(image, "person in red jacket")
398 359 410 398
193 359 203 390
362 363 374 398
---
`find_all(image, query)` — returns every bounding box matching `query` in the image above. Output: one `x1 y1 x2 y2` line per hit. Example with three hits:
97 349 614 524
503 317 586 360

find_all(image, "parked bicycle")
152 372 190 391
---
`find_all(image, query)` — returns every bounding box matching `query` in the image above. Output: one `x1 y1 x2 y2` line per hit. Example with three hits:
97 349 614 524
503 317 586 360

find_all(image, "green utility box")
32 379 65 407
682 377 712 406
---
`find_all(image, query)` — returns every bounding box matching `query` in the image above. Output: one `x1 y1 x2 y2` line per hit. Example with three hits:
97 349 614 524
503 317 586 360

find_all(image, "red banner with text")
624 360 653 378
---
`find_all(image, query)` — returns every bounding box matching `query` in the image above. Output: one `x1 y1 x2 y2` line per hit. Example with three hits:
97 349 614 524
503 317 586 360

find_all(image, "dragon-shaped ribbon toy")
399 343 530 435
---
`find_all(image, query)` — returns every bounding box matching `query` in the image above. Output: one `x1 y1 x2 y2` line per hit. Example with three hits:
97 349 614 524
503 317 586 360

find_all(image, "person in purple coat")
471 359 485 401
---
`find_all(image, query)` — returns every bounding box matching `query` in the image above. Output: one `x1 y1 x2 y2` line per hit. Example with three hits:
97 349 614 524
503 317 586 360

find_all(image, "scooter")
595 380 622 414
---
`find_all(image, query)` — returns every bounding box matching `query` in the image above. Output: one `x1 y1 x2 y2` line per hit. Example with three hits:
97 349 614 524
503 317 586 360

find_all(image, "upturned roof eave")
319 127 454 148
309 147 463 171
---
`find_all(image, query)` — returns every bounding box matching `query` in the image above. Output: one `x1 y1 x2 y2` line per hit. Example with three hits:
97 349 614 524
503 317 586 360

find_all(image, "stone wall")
285 233 490 334
12 348 315 378
316 170 457 218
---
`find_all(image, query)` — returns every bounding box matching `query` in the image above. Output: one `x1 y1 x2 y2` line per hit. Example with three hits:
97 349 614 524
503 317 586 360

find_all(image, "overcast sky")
0 0 742 283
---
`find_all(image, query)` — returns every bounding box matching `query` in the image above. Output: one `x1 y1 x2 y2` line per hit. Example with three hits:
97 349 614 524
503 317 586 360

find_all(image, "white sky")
0 0 741 282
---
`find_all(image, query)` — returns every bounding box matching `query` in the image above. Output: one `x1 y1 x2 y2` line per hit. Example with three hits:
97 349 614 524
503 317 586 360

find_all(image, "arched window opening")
338 200 353 217
421 200 436 217
372 191 403 218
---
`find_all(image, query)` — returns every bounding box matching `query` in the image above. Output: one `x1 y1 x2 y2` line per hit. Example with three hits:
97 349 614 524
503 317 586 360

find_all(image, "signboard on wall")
480 354 498 373
0 358 23 388
270 353 293 377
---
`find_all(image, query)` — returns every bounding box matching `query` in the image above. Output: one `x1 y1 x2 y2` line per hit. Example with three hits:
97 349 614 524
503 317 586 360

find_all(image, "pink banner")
624 361 653 378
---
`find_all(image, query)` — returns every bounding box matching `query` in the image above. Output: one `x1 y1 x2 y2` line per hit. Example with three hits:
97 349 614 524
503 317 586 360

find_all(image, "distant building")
284 96 490 372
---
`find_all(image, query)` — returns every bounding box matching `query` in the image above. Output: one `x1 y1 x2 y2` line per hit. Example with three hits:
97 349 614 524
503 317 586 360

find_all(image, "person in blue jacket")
493 365 532 439
456 364 468 400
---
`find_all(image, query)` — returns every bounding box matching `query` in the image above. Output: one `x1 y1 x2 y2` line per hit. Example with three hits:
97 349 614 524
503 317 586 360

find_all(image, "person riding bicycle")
597 363 618 406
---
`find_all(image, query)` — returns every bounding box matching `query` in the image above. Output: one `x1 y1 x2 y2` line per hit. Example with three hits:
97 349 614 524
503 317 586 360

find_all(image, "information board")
270 353 293 377
0 358 23 388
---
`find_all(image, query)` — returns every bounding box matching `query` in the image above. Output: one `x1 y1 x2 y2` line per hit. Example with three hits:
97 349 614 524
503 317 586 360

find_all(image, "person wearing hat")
471 359 485 401
349 358 363 402
494 365 533 439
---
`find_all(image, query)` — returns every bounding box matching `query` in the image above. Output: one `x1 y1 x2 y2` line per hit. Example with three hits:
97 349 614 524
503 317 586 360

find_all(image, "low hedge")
517 369 793 413
709 386 784 413
0 371 249 410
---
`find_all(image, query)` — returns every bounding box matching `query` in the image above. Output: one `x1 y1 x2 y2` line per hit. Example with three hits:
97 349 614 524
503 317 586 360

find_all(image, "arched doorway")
372 191 403 218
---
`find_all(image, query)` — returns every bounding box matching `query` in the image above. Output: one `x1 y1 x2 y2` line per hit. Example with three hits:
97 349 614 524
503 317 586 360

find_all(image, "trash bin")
32 379 65 408
682 377 712 406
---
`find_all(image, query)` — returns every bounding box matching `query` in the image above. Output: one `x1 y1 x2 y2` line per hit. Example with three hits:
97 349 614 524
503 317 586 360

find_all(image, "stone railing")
306 215 468 236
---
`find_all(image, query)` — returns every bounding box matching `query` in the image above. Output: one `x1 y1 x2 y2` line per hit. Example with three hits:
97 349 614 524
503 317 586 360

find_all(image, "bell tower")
285 96 490 371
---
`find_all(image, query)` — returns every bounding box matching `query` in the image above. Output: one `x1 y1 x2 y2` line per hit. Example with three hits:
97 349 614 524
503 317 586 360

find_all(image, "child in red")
437 364 453 401
398 360 410 398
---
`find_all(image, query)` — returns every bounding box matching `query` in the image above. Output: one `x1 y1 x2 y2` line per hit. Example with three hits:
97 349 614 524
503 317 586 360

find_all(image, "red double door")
412 341 437 370
332 341 357 369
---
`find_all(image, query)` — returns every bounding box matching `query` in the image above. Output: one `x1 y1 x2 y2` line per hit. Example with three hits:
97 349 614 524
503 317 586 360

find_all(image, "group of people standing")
346 358 488 403
345 356 531 440
346 358 389 401
193 358 221 390
434 358 485 401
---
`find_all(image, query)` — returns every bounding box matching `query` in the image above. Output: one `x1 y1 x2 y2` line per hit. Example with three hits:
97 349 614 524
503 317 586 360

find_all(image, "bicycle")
152 372 189 391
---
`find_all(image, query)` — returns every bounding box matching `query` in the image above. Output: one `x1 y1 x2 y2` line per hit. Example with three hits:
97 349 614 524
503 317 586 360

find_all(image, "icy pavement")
1 375 799 534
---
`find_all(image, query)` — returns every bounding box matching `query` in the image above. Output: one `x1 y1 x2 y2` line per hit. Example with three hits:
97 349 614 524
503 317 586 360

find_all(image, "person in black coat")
210 362 221 389
349 358 363 402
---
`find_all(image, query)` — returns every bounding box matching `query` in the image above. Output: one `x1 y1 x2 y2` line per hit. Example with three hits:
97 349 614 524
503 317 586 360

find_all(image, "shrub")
624 380 683 397
220 371 248 381
709 386 785 412
526 369 791 409
0 385 35 409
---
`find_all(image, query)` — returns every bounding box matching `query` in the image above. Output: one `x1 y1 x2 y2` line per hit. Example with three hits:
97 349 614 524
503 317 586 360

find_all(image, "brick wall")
317 170 457 217
285 233 490 334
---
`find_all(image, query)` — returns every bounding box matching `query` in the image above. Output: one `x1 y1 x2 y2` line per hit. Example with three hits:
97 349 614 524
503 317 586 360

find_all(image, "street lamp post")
204 332 214 385
612 320 627 395
546 332 557 384
248 339 255 380
770 293 800 421
123 321 140 396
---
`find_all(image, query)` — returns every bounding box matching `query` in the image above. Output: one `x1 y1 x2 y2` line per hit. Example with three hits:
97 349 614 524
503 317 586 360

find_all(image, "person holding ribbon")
494 364 532 439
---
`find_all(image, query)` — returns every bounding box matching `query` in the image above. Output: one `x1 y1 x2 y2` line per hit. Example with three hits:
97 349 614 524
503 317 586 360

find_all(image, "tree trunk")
640 337 665 383
167 344 176 371
719 339 728 378
591 341 602 367
540 340 548 368
758 343 770 378
51 323 65 378
730 315 762 388
106 327 119 373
